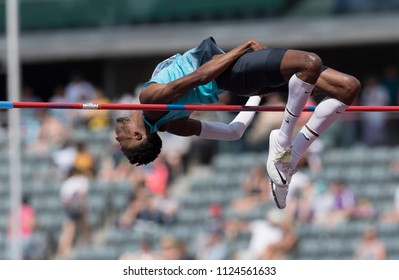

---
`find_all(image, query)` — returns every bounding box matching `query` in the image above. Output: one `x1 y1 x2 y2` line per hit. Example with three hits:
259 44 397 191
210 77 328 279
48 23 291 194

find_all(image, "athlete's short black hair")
122 132 162 166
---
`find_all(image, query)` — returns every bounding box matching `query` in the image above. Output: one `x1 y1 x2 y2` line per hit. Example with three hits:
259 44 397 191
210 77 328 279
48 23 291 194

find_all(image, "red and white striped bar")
1 101 399 112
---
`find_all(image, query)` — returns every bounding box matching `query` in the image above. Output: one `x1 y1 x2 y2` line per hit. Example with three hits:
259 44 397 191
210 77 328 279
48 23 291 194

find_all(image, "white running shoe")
266 129 294 209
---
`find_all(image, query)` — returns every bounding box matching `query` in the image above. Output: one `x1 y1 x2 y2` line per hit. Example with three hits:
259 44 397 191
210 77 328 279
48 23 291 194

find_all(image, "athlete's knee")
341 75 361 105
298 52 323 83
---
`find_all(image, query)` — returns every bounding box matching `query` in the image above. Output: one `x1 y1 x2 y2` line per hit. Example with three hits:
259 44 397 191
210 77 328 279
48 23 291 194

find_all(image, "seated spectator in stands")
204 203 225 234
20 86 42 119
26 109 71 155
65 70 96 103
156 189 180 225
118 187 161 229
136 197 163 226
259 211 298 260
226 209 296 260
379 185 399 223
230 164 271 214
119 239 157 260
57 168 91 258
7 194 40 259
283 157 316 223
354 225 386 260
73 142 96 178
352 197 375 220
64 70 96 126
157 235 188 260
196 228 228 260
82 87 112 131
313 179 356 228
51 140 77 178
49 85 69 123
360 75 390 146
288 178 316 224
144 155 170 195
159 133 191 181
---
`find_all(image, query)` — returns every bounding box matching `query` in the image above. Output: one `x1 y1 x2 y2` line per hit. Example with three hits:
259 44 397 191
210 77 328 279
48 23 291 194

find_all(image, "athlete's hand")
249 39 267 51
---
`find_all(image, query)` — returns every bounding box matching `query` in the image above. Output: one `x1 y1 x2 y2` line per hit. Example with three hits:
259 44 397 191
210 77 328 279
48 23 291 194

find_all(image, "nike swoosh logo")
302 133 310 141
274 163 287 184
336 111 342 114
285 118 289 123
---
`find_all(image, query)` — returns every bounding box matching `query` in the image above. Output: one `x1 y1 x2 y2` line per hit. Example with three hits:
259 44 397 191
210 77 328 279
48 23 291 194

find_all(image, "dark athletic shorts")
215 48 330 96
216 48 288 96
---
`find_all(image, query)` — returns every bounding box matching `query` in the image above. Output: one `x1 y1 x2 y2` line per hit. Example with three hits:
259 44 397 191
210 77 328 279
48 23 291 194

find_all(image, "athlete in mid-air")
115 37 360 209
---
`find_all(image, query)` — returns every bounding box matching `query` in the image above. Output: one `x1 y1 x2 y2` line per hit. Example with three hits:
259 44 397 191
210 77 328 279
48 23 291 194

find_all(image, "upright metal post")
6 0 22 260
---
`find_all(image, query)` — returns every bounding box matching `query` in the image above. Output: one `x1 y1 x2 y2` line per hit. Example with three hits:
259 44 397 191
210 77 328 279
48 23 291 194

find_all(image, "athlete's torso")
142 37 225 133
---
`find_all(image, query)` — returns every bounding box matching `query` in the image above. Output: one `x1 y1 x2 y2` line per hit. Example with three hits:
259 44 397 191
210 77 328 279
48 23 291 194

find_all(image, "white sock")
290 97 348 169
278 74 314 149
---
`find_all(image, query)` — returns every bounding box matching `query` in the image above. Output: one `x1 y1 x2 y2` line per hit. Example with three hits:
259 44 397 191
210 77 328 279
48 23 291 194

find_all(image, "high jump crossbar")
1 101 399 112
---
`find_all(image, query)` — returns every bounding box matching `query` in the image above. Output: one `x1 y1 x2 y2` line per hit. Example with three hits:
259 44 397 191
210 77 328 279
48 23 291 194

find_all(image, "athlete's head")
115 114 162 166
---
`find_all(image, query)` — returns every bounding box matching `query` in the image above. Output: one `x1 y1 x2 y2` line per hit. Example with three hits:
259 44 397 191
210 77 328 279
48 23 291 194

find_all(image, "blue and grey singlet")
142 37 225 133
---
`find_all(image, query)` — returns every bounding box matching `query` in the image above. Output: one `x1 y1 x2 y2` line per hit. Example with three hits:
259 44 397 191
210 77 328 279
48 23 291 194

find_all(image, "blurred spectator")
64 70 96 126
73 142 96 178
354 225 386 260
360 75 390 146
7 195 47 259
259 213 298 260
20 86 42 119
51 140 77 178
25 109 70 154
144 156 170 195
119 239 157 260
118 187 161 229
112 84 142 119
230 164 271 214
288 177 316 224
381 65 399 106
20 86 42 148
352 197 375 220
156 189 180 225
284 157 316 223
49 85 69 123
83 87 112 131
160 133 191 181
379 185 399 223
157 235 188 260
57 168 91 258
313 179 356 228
65 70 96 103
204 203 225 234
196 203 226 259
381 65 399 143
196 228 228 260
227 209 297 260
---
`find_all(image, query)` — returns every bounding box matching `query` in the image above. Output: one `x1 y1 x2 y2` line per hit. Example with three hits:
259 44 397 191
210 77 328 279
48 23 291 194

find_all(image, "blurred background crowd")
1 0 399 260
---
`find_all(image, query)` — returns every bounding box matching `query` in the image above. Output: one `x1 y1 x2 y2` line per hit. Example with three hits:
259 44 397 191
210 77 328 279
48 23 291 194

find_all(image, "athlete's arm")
164 96 261 140
140 39 260 105
199 95 261 140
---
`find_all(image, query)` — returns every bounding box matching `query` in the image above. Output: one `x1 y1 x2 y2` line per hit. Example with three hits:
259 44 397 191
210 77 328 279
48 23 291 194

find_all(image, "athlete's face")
115 116 144 152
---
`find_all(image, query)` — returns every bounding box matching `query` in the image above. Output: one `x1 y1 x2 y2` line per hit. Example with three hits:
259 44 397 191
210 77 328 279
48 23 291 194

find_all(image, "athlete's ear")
134 131 143 140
